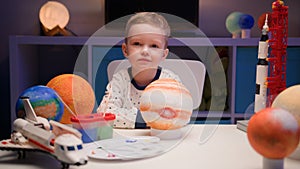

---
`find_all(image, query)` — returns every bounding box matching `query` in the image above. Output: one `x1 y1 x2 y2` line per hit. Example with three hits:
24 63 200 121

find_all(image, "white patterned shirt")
97 67 181 129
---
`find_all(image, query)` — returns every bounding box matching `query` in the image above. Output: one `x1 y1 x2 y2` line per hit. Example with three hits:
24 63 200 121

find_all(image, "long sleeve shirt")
97 67 181 129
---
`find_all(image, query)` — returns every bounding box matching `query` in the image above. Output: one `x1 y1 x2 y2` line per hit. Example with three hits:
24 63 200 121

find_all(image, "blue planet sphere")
16 85 64 121
239 14 255 29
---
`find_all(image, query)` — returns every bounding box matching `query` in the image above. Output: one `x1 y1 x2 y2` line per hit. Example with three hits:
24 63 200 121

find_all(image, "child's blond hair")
124 12 170 38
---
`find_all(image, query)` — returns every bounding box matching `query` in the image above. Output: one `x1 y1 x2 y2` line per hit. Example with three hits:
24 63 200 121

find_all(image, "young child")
97 12 181 129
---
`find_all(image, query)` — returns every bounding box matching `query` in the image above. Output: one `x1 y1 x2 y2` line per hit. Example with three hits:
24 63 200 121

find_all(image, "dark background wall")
0 0 104 139
0 0 299 139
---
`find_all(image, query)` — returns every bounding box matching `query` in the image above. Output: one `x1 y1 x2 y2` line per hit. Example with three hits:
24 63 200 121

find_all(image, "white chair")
107 59 206 110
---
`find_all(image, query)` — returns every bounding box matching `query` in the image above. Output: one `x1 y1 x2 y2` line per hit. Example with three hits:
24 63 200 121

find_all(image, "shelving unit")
9 35 300 125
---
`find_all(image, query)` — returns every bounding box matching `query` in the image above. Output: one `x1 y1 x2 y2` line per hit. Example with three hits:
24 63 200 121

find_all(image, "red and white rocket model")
254 14 269 113
266 0 288 104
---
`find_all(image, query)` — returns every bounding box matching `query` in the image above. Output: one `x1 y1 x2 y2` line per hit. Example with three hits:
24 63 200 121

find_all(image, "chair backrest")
107 59 206 109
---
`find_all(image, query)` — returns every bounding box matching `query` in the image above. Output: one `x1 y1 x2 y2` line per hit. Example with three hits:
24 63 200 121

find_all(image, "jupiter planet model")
140 78 193 130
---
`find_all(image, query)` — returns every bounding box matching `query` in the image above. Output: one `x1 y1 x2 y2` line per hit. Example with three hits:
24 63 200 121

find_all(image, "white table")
0 125 299 169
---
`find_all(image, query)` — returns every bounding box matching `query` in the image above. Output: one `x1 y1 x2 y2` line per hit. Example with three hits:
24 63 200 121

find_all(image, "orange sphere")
257 12 272 30
47 74 95 124
247 107 300 159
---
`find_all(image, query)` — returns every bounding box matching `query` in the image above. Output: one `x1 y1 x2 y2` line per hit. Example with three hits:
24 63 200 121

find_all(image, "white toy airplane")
0 96 88 169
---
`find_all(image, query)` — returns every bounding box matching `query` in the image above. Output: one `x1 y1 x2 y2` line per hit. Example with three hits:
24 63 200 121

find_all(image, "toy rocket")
254 14 269 113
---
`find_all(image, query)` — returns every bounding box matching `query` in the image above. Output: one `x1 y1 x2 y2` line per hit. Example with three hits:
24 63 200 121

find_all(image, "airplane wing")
0 139 37 151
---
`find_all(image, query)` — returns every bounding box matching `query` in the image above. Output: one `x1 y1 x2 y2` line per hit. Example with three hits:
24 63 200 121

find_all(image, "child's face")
122 24 169 71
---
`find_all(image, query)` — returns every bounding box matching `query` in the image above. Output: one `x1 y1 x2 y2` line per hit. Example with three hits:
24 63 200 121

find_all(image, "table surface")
0 125 299 169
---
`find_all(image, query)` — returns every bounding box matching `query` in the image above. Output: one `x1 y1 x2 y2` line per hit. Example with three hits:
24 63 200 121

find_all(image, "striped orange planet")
140 78 193 130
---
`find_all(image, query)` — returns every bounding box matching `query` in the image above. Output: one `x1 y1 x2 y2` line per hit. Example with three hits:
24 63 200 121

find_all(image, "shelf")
9 35 300 126
10 35 300 46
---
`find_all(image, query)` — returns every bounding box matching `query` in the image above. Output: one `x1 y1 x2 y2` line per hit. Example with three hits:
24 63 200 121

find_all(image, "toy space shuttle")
0 96 87 169
254 14 269 113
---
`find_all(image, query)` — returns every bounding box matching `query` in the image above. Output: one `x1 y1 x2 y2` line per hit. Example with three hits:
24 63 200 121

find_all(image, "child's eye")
132 42 141 46
151 44 159 48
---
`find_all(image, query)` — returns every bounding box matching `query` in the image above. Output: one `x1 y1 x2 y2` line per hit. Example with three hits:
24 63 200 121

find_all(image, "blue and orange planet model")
16 85 64 121
16 74 96 124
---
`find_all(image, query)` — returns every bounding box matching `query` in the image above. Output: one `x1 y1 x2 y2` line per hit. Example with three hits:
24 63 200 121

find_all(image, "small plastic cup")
96 113 115 140
70 113 115 143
